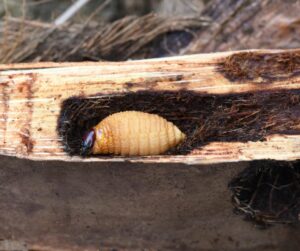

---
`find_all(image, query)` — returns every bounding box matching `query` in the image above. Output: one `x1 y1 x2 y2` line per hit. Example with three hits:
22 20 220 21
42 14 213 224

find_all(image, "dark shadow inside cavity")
57 90 300 156
229 160 300 227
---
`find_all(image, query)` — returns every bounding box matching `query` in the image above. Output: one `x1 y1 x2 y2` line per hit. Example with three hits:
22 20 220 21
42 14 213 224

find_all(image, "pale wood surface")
0 49 299 163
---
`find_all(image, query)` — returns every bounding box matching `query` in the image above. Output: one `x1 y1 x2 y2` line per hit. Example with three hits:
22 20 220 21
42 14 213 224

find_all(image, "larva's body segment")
92 111 186 156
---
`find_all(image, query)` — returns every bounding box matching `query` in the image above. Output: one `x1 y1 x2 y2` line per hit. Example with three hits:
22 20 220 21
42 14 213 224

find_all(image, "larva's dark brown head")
81 129 95 155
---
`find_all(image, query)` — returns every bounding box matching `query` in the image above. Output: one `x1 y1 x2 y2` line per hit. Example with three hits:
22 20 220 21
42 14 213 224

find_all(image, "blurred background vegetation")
0 0 208 62
0 0 153 22
0 0 205 23
0 0 298 63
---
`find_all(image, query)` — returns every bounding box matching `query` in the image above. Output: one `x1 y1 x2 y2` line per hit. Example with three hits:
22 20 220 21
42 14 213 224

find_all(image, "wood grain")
0 49 299 164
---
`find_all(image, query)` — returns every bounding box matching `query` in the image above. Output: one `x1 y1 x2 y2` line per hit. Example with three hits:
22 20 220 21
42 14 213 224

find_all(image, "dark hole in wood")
229 160 300 227
218 51 300 83
57 90 300 156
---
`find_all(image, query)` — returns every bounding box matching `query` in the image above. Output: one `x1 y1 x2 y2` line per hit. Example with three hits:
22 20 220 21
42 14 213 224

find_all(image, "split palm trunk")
0 49 299 164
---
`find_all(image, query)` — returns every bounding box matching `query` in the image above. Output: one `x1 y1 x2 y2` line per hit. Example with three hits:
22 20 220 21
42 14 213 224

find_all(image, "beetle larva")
81 111 186 156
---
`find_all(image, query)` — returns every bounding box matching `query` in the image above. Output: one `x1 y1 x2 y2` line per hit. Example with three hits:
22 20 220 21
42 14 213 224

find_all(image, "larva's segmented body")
84 111 186 156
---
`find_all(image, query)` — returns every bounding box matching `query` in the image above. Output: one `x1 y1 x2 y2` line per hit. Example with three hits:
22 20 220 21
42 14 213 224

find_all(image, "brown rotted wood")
0 49 299 164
